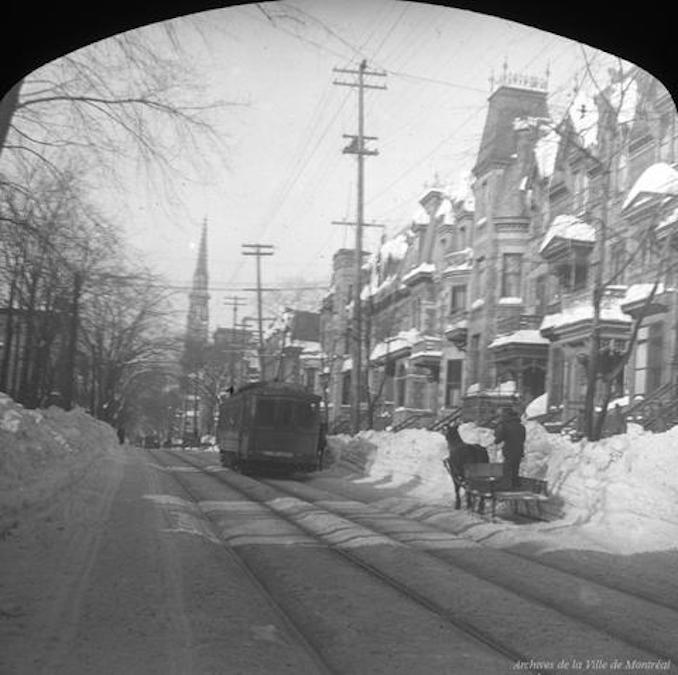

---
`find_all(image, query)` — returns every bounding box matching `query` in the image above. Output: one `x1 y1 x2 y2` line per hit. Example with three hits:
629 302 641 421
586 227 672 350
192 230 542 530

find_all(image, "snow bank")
522 422 678 540
328 420 678 553
0 393 119 534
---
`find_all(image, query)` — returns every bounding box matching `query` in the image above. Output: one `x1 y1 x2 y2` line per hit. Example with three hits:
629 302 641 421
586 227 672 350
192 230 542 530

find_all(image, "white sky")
95 0 626 331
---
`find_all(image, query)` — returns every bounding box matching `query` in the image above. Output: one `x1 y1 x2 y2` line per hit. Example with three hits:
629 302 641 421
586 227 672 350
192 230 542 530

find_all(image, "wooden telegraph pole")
223 295 246 330
241 244 274 380
333 59 386 434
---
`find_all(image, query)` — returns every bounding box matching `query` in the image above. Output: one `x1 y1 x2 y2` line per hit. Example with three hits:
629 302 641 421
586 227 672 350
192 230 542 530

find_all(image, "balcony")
409 336 443 368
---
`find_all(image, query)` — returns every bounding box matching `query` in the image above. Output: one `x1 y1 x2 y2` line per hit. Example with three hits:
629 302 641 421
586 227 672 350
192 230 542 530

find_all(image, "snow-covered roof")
489 329 549 349
540 296 631 332
380 232 410 261
402 262 435 284
288 339 322 354
539 214 596 253
435 197 452 219
412 204 429 224
370 328 421 362
444 319 467 332
622 162 678 211
622 283 667 306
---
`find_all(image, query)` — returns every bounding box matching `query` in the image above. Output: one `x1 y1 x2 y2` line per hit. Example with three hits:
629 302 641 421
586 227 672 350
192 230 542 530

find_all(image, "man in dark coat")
494 407 526 489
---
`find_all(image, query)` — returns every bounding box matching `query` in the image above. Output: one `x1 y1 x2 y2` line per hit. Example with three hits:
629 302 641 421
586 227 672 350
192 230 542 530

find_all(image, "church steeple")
186 218 210 348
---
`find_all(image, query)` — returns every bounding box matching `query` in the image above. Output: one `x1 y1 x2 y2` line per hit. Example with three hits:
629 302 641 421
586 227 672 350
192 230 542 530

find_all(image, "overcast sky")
91 0 629 331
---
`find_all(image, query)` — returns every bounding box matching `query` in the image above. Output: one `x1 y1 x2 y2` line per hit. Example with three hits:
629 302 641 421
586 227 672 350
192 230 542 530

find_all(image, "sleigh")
443 459 549 520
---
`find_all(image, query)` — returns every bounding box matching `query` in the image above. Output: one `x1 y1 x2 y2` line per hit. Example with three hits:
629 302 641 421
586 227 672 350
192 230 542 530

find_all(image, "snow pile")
522 422 678 538
332 428 453 500
328 419 678 553
0 393 119 533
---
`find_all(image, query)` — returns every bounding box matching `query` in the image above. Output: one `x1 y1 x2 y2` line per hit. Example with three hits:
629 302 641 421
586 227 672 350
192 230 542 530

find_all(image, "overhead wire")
230 4 614 297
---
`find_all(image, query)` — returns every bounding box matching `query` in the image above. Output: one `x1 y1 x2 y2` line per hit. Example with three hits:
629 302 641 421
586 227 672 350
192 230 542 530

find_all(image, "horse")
443 423 489 509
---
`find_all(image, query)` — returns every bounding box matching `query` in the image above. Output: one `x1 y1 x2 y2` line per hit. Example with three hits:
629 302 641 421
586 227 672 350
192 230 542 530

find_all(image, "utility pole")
223 295 246 329
241 244 274 380
223 296 245 389
333 59 386 434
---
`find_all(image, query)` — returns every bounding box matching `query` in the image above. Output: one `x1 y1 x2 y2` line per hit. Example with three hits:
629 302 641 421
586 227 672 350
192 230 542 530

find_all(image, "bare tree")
0 19 236 208
77 269 181 435
0 164 119 406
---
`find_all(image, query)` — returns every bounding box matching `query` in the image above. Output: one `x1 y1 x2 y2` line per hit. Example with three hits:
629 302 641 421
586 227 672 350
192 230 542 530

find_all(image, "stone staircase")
624 382 678 432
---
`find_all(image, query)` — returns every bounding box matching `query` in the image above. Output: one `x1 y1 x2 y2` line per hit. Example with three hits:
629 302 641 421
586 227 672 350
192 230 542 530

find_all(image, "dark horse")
443 423 489 509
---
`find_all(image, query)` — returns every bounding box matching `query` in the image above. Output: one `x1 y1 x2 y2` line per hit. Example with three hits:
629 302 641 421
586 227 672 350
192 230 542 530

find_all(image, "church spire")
186 218 210 348
193 218 209 288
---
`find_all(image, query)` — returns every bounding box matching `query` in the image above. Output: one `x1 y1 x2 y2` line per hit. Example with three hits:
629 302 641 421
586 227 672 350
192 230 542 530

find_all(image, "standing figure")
494 407 526 489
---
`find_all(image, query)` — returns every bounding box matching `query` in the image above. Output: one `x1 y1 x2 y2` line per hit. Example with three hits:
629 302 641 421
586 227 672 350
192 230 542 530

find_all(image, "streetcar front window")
254 399 276 427
276 399 295 428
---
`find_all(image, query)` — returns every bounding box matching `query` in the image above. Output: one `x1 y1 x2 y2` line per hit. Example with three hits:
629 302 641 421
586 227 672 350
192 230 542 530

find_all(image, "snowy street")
2 420 677 674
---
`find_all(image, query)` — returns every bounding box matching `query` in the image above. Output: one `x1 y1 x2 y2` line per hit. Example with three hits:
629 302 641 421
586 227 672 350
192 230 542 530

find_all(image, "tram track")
155 449 547 674
148 449 336 675
155 449 675 674
304 470 678 613
261 473 678 665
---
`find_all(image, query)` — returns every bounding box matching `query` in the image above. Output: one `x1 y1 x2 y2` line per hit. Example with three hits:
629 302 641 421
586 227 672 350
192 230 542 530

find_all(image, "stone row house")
320 65 678 433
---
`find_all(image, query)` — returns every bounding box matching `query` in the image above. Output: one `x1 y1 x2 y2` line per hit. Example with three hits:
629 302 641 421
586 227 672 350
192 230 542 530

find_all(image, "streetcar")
216 381 323 474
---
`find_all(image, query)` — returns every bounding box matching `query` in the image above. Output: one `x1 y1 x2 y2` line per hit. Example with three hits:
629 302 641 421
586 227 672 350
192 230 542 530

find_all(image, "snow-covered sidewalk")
326 421 678 556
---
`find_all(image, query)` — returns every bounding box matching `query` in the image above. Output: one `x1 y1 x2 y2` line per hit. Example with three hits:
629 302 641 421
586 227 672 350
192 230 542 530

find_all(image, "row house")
531 67 678 430
321 64 678 432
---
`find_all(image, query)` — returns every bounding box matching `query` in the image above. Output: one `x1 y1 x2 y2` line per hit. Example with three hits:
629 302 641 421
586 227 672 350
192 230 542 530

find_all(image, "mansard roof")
473 84 549 178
